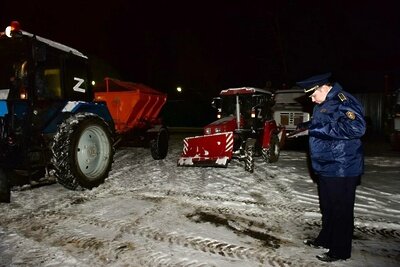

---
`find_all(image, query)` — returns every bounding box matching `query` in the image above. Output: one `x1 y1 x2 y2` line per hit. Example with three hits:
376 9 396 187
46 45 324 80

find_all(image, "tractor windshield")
221 94 258 119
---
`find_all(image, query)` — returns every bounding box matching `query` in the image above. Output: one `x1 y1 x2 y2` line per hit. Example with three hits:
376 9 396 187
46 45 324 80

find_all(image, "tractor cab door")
31 44 92 133
31 44 65 133
0 36 31 101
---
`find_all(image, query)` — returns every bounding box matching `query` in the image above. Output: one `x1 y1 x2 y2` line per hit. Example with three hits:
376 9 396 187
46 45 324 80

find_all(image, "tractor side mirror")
212 97 222 118
211 97 221 109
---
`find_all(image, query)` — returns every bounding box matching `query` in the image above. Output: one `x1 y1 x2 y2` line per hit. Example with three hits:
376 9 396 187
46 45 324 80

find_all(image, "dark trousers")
315 175 359 259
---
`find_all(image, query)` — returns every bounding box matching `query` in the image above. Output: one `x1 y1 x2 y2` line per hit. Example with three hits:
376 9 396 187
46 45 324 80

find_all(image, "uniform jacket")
305 83 366 177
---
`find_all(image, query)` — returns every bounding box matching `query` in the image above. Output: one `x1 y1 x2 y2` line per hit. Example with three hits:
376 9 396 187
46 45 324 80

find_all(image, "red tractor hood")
203 115 241 135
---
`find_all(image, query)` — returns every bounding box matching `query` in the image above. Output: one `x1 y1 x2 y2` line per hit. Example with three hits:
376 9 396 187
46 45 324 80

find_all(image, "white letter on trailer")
73 77 85 93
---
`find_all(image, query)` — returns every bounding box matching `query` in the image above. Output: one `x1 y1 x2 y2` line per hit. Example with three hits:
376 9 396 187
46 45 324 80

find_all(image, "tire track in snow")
1 204 322 267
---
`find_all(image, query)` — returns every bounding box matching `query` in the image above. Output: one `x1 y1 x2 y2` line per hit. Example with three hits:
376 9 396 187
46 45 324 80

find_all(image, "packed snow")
0 131 399 267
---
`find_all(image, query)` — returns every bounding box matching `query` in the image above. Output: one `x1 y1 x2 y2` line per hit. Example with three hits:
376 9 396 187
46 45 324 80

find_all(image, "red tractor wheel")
262 134 280 163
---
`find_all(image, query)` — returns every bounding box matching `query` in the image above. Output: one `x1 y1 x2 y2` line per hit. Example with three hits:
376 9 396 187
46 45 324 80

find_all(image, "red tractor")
177 87 285 172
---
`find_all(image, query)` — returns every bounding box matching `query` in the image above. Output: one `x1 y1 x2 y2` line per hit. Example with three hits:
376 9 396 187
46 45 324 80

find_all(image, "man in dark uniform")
289 72 366 262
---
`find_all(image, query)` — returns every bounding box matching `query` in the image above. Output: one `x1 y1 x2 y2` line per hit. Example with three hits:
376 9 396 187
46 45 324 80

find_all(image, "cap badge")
346 111 356 120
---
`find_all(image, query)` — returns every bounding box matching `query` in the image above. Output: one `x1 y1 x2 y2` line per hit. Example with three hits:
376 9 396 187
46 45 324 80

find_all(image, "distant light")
92 80 96 86
176 86 182 93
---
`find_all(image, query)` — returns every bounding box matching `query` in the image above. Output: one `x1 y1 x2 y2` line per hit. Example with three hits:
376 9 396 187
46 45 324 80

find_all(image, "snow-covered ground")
0 132 399 267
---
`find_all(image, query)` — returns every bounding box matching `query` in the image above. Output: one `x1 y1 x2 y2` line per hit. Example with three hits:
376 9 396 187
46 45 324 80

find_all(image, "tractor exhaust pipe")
236 95 241 129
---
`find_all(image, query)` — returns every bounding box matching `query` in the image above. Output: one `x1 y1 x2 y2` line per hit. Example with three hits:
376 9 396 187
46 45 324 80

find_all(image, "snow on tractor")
0 21 168 203
177 87 285 172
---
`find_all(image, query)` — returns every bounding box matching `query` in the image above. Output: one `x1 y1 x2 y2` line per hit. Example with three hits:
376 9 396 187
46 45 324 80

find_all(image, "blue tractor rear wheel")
51 113 115 190
0 168 10 203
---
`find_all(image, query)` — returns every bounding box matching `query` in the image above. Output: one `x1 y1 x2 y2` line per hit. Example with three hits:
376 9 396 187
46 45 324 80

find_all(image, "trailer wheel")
262 134 280 163
150 127 169 160
0 168 11 203
244 146 254 173
51 113 114 190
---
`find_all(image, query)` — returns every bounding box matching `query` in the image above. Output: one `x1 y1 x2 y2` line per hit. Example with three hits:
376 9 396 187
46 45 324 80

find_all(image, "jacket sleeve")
309 105 366 140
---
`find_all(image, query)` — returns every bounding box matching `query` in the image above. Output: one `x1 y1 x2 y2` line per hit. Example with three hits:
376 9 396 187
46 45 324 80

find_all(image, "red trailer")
95 77 169 159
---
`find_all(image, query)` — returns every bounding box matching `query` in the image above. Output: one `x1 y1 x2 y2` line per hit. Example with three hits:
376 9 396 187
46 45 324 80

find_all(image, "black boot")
303 239 327 249
316 252 348 262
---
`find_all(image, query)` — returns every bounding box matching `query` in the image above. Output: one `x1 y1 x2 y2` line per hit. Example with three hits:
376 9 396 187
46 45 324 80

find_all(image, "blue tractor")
0 21 115 202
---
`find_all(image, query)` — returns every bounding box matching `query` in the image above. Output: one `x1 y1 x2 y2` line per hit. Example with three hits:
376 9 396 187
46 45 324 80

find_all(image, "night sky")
1 1 399 97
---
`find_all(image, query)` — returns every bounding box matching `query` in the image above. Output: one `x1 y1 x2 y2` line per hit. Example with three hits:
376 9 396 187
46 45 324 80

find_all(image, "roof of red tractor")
220 87 272 96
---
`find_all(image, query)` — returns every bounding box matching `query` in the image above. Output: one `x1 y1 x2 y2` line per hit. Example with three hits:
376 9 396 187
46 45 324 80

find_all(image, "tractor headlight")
205 128 211 135
215 127 221 133
5 21 21 38
251 109 256 118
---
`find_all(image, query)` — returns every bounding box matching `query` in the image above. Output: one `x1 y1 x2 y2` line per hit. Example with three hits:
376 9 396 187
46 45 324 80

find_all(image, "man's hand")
287 128 309 138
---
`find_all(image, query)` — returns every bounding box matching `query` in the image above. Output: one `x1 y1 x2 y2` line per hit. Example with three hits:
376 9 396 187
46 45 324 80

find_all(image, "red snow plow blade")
177 132 234 167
